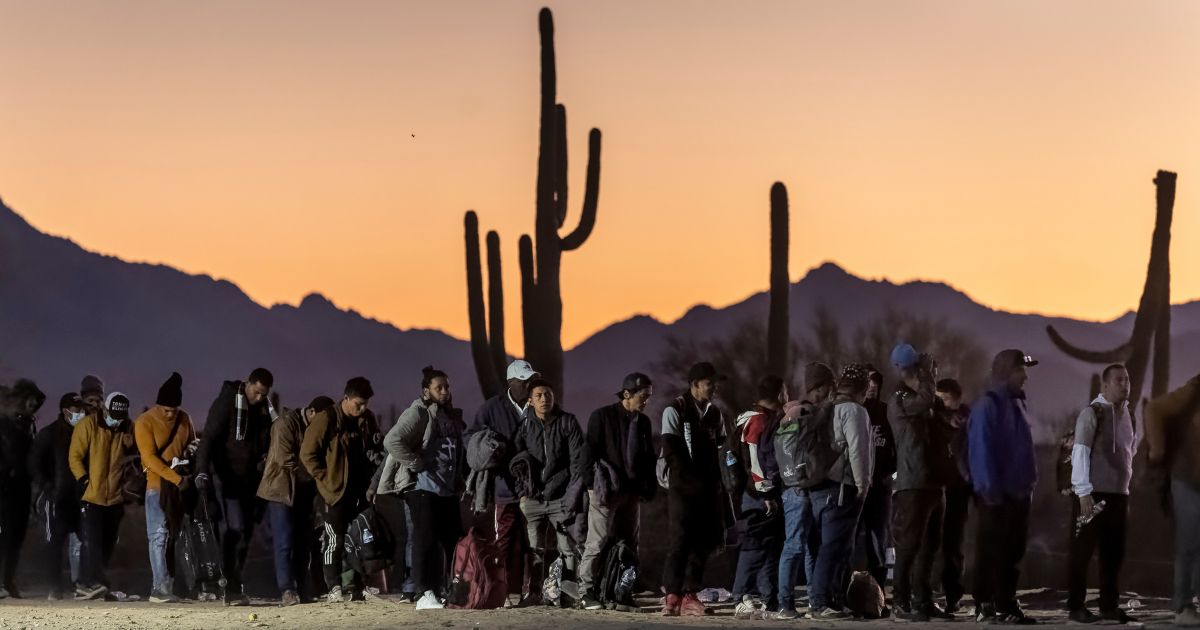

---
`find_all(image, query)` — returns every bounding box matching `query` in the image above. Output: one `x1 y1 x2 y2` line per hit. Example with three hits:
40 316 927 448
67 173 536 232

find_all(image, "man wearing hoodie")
934 378 972 615
134 372 197 604
1144 372 1200 626
775 362 835 620
731 375 786 620
577 372 656 610
513 379 588 606
0 379 46 599
467 360 540 604
194 368 276 606
70 393 136 601
660 362 727 617
1066 363 1137 624
301 377 380 603
860 369 895 591
379 367 466 611
888 344 951 622
258 395 334 606
30 393 87 600
968 350 1039 625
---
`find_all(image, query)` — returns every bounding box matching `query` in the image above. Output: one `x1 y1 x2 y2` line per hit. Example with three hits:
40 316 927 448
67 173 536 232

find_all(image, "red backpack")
446 527 507 609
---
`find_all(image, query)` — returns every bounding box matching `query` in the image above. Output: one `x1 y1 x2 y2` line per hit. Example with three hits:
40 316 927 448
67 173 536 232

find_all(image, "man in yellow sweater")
69 393 136 601
133 372 196 604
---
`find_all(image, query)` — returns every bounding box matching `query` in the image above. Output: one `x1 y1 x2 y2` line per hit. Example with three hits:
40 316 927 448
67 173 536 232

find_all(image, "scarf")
234 382 279 441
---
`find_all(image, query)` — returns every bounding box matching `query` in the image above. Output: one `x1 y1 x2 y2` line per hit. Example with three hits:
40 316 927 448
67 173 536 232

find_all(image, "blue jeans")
1173 480 1200 612
268 498 314 594
732 493 782 607
808 484 863 610
778 488 816 611
145 490 170 593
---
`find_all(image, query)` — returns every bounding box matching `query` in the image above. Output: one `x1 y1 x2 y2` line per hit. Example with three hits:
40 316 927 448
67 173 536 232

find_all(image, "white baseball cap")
506 360 540 382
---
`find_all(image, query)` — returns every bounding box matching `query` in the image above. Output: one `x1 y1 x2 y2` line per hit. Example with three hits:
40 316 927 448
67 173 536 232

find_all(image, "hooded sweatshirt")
967 385 1037 503
737 404 780 496
1072 394 1137 496
196 380 274 492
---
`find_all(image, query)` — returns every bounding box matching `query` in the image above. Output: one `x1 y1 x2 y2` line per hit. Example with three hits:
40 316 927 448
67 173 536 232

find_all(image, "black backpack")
775 400 839 489
597 538 638 610
719 419 748 495
344 508 394 576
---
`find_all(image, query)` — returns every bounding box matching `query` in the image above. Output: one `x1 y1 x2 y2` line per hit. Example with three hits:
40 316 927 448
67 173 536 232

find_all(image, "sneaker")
325 586 345 604
578 594 602 611
2 584 21 599
196 591 219 602
808 606 853 620
0 587 8 600
149 589 180 604
774 608 801 620
976 603 998 623
516 592 542 608
224 589 251 607
894 605 931 623
401 592 417 604
47 589 65 601
1069 609 1101 624
281 589 301 607
74 583 108 601
1176 607 1200 627
681 592 711 617
995 610 1039 625
108 591 140 602
945 601 963 615
662 593 682 617
926 603 956 620
735 596 760 620
1098 609 1136 624
415 590 444 610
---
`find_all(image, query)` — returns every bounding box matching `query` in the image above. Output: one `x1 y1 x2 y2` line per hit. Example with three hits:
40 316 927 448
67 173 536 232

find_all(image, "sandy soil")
0 590 1178 630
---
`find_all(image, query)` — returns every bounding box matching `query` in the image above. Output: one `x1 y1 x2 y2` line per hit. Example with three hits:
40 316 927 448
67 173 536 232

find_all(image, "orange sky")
2 1 1199 353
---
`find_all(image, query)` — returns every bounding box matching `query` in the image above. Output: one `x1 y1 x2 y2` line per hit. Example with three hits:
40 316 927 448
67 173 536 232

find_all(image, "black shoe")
895 605 931 623
946 601 962 615
925 603 956 620
976 604 998 623
1069 609 1101 624
994 610 1039 625
3 583 21 599
1098 609 1136 624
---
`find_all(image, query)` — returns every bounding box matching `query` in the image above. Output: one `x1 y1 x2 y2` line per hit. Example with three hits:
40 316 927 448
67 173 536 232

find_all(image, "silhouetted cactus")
767 183 790 377
1047 170 1176 408
464 7 601 398
464 211 507 399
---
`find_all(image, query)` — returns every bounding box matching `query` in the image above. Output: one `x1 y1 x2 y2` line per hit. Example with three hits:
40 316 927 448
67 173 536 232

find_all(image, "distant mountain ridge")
3 198 1196 437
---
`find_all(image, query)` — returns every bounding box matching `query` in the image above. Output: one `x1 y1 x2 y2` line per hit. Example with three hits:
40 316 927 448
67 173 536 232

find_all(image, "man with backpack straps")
577 373 656 611
859 368 895 591
1066 363 1138 624
773 362 835 619
731 375 786 620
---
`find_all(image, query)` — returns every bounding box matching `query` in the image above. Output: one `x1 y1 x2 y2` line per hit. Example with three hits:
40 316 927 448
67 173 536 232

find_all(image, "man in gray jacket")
1066 364 1137 624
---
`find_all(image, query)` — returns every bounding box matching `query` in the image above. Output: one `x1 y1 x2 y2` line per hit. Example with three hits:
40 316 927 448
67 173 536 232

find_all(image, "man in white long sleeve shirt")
1066 364 1137 624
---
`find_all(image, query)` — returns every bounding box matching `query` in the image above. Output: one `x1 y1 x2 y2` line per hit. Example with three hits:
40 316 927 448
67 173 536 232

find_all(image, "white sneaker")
415 590 445 610
734 596 762 620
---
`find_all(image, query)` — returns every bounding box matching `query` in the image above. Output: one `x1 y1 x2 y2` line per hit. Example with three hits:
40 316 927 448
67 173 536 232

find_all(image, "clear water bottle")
1074 499 1107 537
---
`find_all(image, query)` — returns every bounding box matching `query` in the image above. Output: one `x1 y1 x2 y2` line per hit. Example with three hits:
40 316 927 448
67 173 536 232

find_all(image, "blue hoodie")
967 385 1037 503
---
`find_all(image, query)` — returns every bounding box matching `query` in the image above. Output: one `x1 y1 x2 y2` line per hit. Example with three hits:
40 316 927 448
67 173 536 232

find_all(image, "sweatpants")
973 496 1031 614
662 489 721 596
892 487 945 611
492 502 532 596
859 480 892 589
79 503 124 587
41 498 81 593
406 490 462 595
321 497 365 591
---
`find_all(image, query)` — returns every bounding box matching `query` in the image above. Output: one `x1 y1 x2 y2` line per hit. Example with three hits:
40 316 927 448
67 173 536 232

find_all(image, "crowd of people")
0 344 1198 627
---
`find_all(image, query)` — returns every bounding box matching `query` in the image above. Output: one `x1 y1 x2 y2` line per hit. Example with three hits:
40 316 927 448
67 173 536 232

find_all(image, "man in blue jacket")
968 349 1039 625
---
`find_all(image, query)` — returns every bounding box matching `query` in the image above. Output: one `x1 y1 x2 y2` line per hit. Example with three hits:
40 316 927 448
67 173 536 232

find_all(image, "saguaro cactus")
464 211 508 399
767 183 790 377
1047 170 1176 407
464 7 602 398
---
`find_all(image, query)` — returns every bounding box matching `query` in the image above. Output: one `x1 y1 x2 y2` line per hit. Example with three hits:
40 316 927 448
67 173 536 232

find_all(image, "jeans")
973 496 1030 614
1172 480 1200 612
808 484 863 610
778 488 814 611
578 491 640 596
145 490 171 593
220 493 264 593
406 490 462 595
731 494 782 607
941 484 971 607
892 488 944 610
1067 492 1127 612
859 480 893 589
80 503 124 587
267 487 315 595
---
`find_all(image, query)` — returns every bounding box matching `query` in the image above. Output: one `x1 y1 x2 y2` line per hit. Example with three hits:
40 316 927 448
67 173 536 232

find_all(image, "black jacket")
196 380 273 493
513 407 588 502
29 415 77 505
887 380 943 491
585 402 656 501
0 412 35 492
660 392 725 496
863 397 896 484
468 391 527 504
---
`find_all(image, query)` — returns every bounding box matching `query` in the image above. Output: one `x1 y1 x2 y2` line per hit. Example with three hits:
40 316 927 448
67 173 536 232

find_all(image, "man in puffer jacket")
29 392 87 599
512 379 588 605
194 368 276 606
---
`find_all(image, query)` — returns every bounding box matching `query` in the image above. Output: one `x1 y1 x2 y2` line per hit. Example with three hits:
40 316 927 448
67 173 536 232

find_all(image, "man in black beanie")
80 376 105 416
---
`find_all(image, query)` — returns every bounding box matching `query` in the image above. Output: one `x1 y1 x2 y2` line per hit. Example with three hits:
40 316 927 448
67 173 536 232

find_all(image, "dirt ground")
0 590 1179 630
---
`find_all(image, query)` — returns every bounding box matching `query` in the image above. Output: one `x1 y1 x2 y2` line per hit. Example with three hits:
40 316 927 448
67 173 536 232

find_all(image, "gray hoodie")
1071 394 1138 496
377 398 465 496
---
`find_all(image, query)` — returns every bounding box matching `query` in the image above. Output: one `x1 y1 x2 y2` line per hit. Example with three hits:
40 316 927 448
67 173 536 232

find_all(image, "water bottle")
1074 499 1107 537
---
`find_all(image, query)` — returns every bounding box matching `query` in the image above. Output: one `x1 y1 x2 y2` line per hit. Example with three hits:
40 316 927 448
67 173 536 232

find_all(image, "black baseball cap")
992 349 1039 378
687 362 726 383
105 393 131 421
59 392 84 410
617 372 653 397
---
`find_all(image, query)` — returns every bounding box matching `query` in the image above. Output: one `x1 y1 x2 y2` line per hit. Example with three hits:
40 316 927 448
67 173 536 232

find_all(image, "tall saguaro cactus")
463 7 602 399
767 183 790 377
464 212 508 399
1046 170 1176 408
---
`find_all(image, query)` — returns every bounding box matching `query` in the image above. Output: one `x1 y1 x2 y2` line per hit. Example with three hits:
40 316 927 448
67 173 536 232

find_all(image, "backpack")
343 508 394 576
447 527 508 609
845 570 886 619
597 538 639 610
719 420 748 494
774 401 839 488
1057 400 1107 496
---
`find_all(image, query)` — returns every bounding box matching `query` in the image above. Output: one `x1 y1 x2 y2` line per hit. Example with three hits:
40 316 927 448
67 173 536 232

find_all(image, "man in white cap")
466 359 540 606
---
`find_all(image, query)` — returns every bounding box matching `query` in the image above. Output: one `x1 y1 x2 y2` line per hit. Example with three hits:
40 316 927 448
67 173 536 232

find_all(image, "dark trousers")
373 493 410 592
892 487 945 610
79 503 124 587
267 484 316 595
663 489 719 596
493 502 532 596
1067 493 1127 612
321 497 365 590
41 498 80 592
0 486 31 587
732 504 783 607
220 493 265 593
406 490 462 595
941 484 971 607
809 484 863 610
974 496 1031 613
859 480 893 588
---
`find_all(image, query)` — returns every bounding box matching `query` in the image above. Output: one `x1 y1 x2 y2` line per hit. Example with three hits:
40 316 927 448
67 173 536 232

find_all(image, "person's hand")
76 475 90 497
194 473 210 491
366 488 377 504
1078 494 1095 516
764 499 779 517
177 475 192 492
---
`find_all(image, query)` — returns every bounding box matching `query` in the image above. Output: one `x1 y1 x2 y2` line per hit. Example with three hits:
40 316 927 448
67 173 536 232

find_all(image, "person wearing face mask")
29 393 88 600
194 368 277 606
576 373 657 610
69 393 136 601
0 378 46 599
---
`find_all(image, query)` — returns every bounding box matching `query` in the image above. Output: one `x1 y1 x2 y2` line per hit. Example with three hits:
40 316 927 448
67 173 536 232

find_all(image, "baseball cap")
617 372 653 397
890 343 921 369
687 362 726 383
992 349 1039 376
59 392 84 410
105 392 131 421
506 360 540 382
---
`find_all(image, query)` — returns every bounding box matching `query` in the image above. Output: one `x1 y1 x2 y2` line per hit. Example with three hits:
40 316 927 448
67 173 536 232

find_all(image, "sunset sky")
2 1 1198 353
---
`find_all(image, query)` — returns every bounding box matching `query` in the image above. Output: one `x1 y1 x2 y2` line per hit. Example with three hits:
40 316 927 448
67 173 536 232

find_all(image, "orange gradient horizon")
2 1 1199 353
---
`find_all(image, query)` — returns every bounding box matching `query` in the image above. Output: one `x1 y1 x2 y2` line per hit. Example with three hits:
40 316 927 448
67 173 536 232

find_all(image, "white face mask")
104 414 121 428
66 411 85 427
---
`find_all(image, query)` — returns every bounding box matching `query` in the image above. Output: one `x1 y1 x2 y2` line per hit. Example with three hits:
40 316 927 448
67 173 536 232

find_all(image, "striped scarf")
234 382 279 441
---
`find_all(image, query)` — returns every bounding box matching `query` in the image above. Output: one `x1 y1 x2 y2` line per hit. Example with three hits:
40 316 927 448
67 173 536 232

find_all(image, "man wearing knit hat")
134 372 197 603
967 350 1039 625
